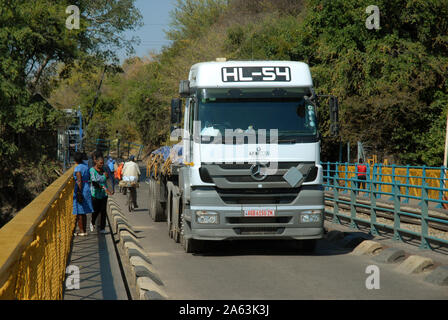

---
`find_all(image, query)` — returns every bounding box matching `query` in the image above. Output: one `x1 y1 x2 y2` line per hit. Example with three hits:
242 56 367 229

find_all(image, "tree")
0 0 143 226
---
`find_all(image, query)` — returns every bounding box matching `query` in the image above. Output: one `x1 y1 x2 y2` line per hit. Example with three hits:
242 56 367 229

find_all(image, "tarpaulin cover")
151 143 183 163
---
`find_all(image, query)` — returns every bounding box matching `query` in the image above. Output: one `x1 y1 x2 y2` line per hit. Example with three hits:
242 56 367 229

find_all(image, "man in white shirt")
122 155 141 208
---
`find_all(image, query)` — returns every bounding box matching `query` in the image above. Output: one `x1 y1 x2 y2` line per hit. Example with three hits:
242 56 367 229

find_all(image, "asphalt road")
111 178 448 300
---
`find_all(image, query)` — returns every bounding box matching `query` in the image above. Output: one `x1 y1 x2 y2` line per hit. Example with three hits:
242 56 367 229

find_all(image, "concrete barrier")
129 256 163 285
396 255 434 274
351 240 383 256
424 266 448 286
107 197 168 300
372 248 406 264
137 277 168 300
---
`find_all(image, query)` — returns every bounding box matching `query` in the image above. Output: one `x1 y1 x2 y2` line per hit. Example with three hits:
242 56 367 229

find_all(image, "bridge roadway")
105 173 448 300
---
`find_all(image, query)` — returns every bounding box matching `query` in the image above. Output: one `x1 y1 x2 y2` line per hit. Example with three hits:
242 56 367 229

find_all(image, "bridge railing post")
393 179 402 242
350 178 358 230
419 182 431 250
376 164 383 199
332 173 341 225
418 165 427 206
343 162 348 194
369 173 379 236
436 166 445 209
388 164 396 201
403 165 410 204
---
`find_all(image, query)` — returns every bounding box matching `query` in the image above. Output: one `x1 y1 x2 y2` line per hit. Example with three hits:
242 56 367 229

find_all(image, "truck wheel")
182 237 201 254
180 216 199 253
171 194 181 243
180 211 203 254
149 179 164 222
147 179 153 218
167 191 173 238
153 180 165 221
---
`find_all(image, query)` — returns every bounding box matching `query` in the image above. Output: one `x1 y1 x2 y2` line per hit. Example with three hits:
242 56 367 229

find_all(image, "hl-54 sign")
222 67 291 82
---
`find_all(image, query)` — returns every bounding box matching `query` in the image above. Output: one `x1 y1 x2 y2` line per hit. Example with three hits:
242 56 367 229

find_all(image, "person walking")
88 150 103 169
115 160 125 193
122 155 140 208
356 158 368 195
72 152 94 236
106 156 116 192
88 151 95 169
82 152 89 166
90 155 113 233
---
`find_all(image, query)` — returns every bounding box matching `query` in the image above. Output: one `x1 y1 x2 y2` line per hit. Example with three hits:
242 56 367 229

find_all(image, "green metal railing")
322 162 448 250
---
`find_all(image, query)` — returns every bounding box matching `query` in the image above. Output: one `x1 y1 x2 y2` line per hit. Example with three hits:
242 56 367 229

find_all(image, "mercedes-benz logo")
250 163 268 181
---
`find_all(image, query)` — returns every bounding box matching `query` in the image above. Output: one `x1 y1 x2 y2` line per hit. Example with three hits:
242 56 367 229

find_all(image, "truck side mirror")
329 96 339 137
171 98 182 125
179 80 190 98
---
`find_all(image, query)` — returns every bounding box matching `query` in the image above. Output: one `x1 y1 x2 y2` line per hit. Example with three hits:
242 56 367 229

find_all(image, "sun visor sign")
222 66 291 82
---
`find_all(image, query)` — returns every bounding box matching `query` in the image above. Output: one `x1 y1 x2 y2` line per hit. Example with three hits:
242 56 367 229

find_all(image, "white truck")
147 60 339 253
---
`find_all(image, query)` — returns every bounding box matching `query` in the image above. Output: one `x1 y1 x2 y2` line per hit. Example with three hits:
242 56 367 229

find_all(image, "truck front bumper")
184 186 324 241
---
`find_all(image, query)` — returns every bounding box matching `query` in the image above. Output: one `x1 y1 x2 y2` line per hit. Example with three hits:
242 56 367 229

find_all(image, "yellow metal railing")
337 165 444 199
0 167 76 300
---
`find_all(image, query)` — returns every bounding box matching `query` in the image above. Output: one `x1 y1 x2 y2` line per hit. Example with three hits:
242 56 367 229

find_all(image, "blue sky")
118 0 177 62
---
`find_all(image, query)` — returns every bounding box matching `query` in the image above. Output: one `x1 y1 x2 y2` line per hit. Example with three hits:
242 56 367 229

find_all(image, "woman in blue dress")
72 152 94 236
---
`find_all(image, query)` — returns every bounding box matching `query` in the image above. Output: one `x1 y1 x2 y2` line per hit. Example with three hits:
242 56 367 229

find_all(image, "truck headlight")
195 211 219 224
300 210 322 223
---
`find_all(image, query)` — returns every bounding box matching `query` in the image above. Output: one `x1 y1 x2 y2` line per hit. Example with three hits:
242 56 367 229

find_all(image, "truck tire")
167 191 174 239
180 220 202 253
182 236 201 254
171 193 181 243
148 179 154 218
149 179 165 222
180 205 203 254
153 180 165 221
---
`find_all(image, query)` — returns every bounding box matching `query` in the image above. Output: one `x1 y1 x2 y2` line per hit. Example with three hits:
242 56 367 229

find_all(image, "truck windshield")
197 88 317 144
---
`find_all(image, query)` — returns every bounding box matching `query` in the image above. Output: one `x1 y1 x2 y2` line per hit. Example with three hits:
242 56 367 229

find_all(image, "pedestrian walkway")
63 215 129 300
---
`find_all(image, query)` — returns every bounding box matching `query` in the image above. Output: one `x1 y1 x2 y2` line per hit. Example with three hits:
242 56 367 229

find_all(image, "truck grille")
234 227 285 235
226 176 285 183
216 187 300 204
200 162 318 188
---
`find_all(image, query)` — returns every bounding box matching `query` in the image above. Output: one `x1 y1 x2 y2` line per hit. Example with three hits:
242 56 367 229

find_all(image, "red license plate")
243 208 276 217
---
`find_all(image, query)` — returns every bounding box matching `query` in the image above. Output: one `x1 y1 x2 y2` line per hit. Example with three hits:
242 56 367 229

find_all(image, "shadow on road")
193 238 353 257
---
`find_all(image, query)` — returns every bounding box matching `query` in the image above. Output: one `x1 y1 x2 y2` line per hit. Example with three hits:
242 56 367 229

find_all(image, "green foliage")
0 0 142 224
52 0 448 167
295 0 448 164
167 0 228 41
123 0 448 165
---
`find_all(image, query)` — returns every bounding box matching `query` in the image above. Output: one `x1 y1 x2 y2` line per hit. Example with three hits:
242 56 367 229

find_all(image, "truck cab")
164 60 338 253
